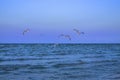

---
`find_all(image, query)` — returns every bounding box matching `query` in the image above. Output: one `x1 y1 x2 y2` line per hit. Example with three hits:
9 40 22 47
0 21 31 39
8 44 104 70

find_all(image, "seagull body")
73 29 84 35
58 34 65 37
59 34 71 41
64 35 71 41
73 29 81 35
22 28 30 35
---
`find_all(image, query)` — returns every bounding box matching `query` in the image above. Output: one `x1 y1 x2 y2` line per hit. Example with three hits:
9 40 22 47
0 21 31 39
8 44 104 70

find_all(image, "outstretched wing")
73 29 80 35
73 28 84 35
58 34 65 38
22 28 30 35
65 35 71 41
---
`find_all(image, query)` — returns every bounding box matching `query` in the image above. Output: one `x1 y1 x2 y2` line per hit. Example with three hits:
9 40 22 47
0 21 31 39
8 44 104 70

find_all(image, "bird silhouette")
73 29 84 35
22 28 30 35
59 34 71 41
64 35 71 41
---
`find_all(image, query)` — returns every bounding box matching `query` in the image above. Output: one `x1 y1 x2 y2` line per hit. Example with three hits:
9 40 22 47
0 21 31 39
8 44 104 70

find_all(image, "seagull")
64 35 71 41
59 34 71 41
73 29 84 35
22 28 30 35
58 34 65 38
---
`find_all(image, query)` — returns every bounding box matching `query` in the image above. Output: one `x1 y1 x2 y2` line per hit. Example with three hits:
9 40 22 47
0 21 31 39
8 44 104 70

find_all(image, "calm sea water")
0 44 120 80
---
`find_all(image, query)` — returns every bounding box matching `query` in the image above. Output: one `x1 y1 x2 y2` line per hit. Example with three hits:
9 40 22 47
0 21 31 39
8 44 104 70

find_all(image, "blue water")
0 44 120 80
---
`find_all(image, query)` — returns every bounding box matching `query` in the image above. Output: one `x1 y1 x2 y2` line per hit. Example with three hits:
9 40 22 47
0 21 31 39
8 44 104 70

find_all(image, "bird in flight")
59 34 71 41
64 35 71 41
22 28 30 35
73 29 84 35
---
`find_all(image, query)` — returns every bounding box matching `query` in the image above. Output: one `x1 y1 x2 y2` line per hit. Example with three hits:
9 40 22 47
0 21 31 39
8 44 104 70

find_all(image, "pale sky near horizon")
0 0 120 43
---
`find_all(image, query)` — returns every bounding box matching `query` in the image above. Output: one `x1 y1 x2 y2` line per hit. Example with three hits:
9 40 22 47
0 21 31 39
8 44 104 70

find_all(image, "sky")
0 0 120 43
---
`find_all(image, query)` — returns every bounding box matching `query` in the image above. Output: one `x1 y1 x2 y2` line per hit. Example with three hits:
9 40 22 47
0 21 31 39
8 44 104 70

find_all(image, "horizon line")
0 42 120 44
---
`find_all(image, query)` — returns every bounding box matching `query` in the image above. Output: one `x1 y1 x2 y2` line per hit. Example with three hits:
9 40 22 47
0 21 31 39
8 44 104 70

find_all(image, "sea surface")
0 44 120 80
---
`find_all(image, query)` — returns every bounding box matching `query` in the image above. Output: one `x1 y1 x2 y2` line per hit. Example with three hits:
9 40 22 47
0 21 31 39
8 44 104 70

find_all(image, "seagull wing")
81 32 85 34
22 28 30 35
73 29 80 35
65 35 71 41
68 37 71 40
22 31 26 35
58 34 65 38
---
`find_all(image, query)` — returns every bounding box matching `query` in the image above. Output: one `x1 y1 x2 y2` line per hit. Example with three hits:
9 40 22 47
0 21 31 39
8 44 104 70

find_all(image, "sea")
0 44 120 80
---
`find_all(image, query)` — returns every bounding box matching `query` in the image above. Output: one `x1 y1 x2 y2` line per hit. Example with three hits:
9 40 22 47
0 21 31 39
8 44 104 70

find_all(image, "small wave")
52 62 85 68
0 64 30 72
107 74 120 79
28 65 47 70
90 59 118 63
0 49 9 52
0 71 10 75
0 58 41 62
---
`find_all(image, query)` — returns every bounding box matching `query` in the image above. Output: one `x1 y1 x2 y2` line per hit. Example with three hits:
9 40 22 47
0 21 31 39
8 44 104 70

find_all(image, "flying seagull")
22 28 30 35
59 34 71 41
64 35 71 41
58 34 65 38
73 29 84 35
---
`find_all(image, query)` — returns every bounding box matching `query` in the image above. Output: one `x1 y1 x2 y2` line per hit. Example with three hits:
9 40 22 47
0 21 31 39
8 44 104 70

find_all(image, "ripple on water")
51 61 85 69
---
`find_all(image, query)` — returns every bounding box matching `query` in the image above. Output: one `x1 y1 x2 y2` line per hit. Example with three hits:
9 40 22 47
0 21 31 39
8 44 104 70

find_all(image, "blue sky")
0 0 120 43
